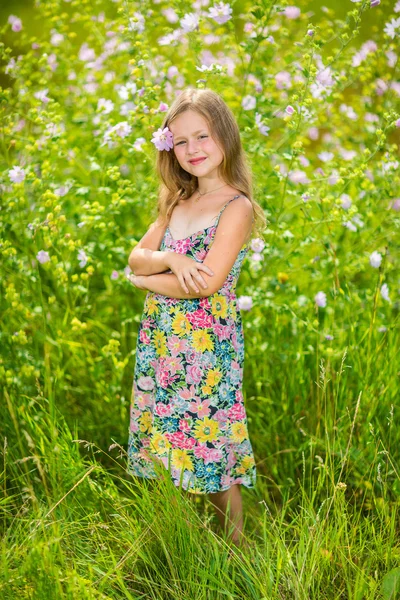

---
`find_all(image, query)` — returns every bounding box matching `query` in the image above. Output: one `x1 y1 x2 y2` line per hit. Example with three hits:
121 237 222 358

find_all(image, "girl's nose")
187 139 201 153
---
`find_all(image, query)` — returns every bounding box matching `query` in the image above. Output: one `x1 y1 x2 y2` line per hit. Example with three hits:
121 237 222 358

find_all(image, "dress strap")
216 194 243 220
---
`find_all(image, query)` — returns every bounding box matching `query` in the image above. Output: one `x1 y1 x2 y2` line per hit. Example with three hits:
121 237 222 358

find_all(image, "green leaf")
381 568 400 600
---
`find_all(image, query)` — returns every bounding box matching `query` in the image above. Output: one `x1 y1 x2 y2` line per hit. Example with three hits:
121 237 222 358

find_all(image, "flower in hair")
151 126 174 151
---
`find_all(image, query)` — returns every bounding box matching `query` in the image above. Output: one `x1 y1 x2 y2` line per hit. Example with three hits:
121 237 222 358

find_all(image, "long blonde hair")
154 87 267 239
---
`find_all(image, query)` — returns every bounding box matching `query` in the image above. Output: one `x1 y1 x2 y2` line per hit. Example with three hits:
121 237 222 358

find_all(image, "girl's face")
169 110 225 180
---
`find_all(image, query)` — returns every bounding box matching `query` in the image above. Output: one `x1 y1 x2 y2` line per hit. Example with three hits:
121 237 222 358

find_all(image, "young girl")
126 87 266 549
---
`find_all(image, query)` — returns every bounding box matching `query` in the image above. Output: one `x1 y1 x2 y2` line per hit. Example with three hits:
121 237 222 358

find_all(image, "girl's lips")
189 157 206 165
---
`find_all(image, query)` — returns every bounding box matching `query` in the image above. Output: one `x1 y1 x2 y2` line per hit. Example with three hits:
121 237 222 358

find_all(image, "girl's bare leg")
208 484 245 547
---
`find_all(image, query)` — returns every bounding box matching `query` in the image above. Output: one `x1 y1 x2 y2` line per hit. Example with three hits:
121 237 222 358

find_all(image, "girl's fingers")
185 273 199 293
178 275 189 294
198 264 214 276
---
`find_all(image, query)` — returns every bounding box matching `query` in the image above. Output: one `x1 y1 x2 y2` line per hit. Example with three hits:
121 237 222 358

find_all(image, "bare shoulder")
224 194 253 219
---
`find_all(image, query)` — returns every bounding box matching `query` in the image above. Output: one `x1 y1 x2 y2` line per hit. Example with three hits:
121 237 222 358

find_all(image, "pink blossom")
283 6 301 19
238 295 253 310
315 291 327 308
37 250 50 264
151 126 174 151
8 15 22 32
208 2 233 25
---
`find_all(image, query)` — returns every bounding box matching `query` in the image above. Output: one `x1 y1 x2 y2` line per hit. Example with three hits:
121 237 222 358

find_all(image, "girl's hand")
166 253 214 294
127 273 148 290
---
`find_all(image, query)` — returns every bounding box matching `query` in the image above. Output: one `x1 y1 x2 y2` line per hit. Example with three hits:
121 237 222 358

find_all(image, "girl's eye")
175 135 208 146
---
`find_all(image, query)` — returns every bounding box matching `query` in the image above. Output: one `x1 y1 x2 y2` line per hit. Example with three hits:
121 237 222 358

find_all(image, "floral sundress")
127 194 257 494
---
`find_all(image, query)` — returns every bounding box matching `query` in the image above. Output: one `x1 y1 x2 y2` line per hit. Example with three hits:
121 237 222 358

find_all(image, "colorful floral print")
127 195 257 494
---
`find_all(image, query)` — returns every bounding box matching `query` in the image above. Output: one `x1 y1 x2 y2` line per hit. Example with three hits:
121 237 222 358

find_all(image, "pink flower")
8 165 26 183
285 105 295 115
208 2 233 25
315 291 327 308
283 6 301 19
37 250 50 264
8 15 22 32
238 295 252 310
151 126 174 151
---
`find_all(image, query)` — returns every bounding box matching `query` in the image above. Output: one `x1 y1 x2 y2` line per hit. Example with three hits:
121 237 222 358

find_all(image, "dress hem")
126 466 257 495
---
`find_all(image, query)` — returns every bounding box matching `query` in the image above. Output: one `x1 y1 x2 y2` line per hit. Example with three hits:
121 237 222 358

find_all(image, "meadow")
1 0 400 598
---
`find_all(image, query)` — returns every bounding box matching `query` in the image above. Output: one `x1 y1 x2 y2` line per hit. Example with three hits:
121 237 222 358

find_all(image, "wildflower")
395 119 400 127
340 194 352 210
8 15 22 32
343 220 357 232
384 17 400 39
288 170 309 184
107 121 132 139
285 105 295 115
307 29 314 36
275 71 292 90
283 6 301 19
369 251 382 268
50 31 64 46
180 13 199 32
308 126 319 140
250 238 265 253
238 296 253 311
390 198 400 211
370 0 380 6
318 151 334 162
325 334 334 340
151 126 174 151
315 291 327 308
278 272 289 284
255 113 270 136
297 295 308 306
242 95 256 110
128 13 145 33
395 1 400 12
380 283 391 302
208 2 233 25
336 482 347 491
8 165 26 183
37 250 50 264
78 43 96 62
34 89 51 103
111 270 119 280
117 82 137 100
97 98 114 114
78 249 88 268
133 137 146 151
250 252 263 262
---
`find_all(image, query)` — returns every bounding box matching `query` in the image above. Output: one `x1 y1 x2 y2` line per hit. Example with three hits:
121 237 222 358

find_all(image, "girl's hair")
154 87 267 240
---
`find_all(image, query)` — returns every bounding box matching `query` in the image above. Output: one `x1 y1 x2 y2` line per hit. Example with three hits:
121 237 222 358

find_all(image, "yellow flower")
172 311 192 336
241 455 255 472
145 294 159 316
194 416 220 443
192 329 214 353
211 295 228 319
278 272 289 284
152 329 168 356
139 411 153 433
172 449 194 472
149 432 171 455
201 385 212 395
206 368 222 387
231 421 248 443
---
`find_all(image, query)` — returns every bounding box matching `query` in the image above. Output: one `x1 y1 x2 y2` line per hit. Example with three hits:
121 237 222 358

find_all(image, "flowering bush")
0 0 399 498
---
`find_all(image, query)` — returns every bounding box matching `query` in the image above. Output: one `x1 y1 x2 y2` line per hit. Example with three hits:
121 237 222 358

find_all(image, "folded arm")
128 217 173 276
142 196 254 299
